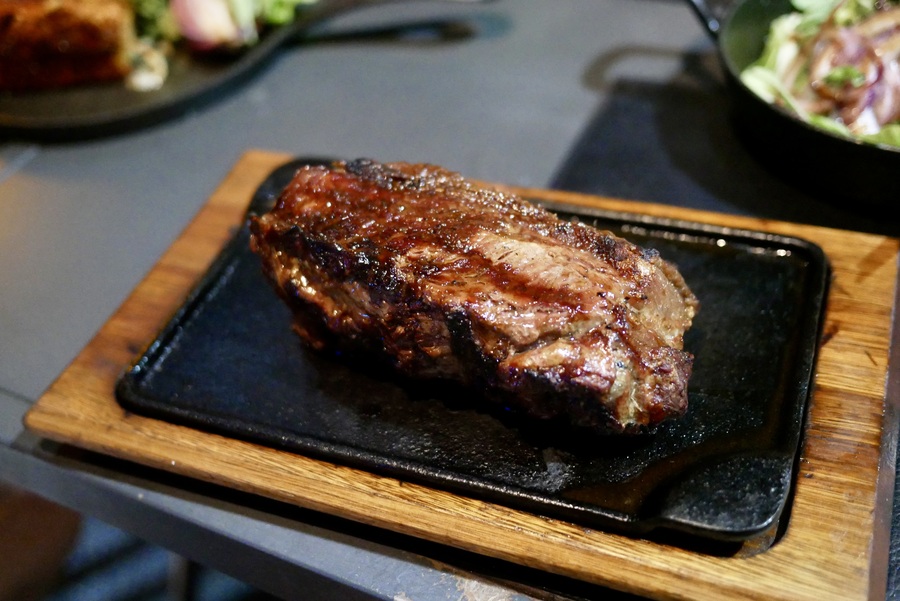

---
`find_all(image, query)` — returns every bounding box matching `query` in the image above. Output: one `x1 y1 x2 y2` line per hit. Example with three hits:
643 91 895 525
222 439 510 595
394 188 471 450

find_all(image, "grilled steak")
249 159 699 434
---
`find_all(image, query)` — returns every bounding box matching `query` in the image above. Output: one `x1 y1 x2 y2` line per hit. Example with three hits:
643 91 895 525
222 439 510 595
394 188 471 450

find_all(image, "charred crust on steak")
249 159 699 435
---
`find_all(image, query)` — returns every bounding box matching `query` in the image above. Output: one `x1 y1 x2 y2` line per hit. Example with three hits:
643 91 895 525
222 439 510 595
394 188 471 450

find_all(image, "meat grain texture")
249 159 699 434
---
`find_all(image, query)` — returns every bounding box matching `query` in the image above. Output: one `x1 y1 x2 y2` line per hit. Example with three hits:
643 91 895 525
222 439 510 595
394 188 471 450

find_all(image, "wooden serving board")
25 150 900 601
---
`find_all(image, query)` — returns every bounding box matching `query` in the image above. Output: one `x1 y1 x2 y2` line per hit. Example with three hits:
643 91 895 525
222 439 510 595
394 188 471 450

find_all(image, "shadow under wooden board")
25 150 900 601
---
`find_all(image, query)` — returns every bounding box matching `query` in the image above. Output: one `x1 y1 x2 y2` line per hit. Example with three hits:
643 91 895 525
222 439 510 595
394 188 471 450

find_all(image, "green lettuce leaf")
862 124 900 148
258 0 316 25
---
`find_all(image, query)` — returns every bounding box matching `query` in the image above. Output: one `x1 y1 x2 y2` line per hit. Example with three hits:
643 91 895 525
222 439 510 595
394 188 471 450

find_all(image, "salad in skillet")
741 0 900 148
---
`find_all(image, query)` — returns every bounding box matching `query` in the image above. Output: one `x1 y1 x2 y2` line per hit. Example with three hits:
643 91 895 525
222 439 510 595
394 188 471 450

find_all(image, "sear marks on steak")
249 159 699 434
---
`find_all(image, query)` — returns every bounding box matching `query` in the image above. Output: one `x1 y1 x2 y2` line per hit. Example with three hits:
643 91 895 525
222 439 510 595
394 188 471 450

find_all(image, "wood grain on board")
25 150 900 601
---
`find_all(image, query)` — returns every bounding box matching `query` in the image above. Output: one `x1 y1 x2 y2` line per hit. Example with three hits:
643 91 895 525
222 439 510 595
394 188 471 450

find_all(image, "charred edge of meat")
268 274 654 437
441 311 650 435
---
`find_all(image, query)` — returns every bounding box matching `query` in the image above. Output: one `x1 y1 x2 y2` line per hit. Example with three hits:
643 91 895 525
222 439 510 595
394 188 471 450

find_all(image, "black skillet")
116 156 831 547
686 0 900 208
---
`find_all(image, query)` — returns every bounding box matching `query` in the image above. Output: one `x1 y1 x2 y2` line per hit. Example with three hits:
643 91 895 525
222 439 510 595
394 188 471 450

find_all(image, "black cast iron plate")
116 158 830 546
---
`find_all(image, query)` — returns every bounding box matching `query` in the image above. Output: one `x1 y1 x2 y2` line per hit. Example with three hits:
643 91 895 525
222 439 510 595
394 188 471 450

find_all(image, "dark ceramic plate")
0 0 484 141
0 27 296 141
116 158 830 546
